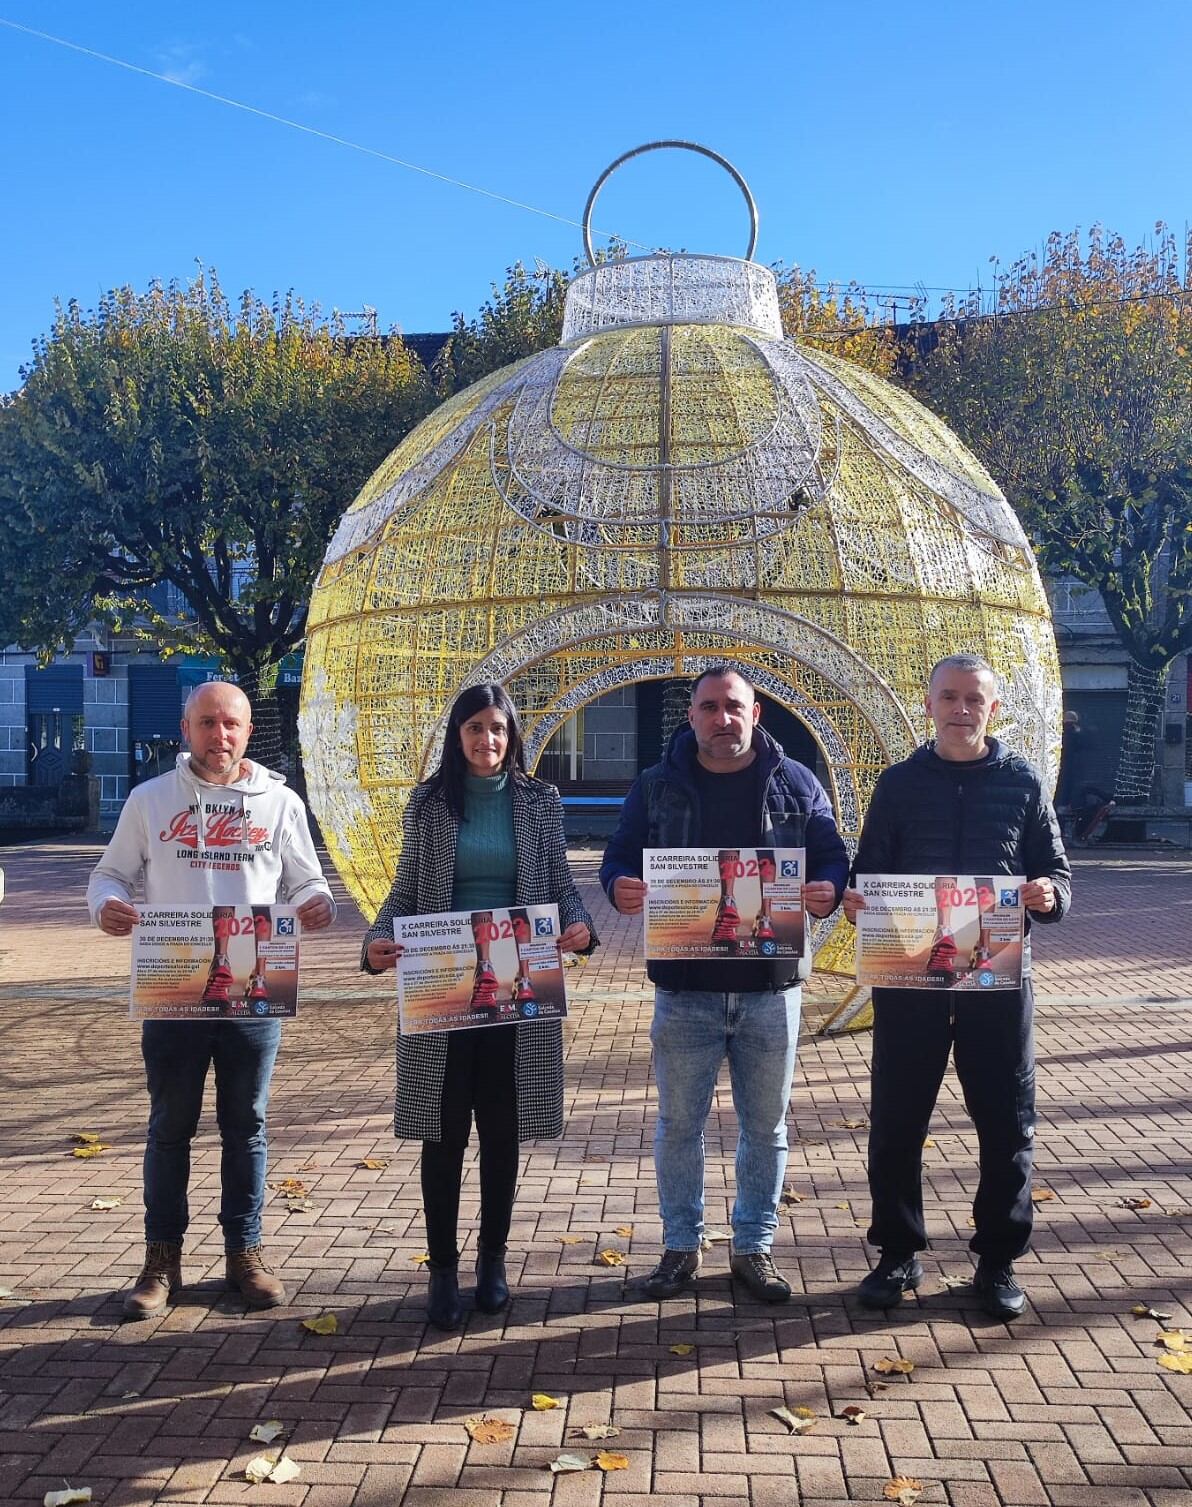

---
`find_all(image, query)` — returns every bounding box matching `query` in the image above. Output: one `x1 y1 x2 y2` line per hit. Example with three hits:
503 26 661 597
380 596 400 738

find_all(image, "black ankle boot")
426 1261 462 1330
474 1246 510 1313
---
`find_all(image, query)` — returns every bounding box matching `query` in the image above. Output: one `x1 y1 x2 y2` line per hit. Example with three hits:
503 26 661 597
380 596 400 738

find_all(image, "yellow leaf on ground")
780 1186 804 1205
873 1356 915 1376
1131 1303 1172 1321
614 1225 634 1238
596 1249 625 1267
43 1490 92 1506
922 1138 935 1149
1121 1196 1152 1210
410 1252 430 1266
72 1145 109 1158
1155 1330 1187 1352
594 1451 630 1471
71 1132 103 1145
532 1393 561 1410
1158 1353 1192 1374
1031 1187 1055 1203
840 1405 867 1425
244 1454 275 1484
884 1476 924 1504
792 1405 815 1419
301 1313 338 1335
273 1178 308 1198
770 1405 816 1433
359 1159 387 1170
669 1344 695 1356
835 1203 850 1210
465 1415 516 1444
244 1451 301 1485
557 1235 583 1245
89 1197 122 1211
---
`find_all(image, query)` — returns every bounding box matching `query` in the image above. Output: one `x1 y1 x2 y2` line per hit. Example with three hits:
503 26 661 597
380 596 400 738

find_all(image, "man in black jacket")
602 667 849 1303
843 654 1071 1320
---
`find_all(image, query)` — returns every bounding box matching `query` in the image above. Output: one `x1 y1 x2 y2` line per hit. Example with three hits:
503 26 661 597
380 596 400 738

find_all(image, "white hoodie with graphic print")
86 753 336 924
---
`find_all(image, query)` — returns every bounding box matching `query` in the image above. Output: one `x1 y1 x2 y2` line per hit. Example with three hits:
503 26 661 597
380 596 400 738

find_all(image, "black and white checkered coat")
362 775 597 1142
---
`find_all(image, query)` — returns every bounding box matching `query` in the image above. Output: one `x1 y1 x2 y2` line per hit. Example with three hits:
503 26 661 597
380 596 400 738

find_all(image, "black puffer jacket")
852 739 1071 930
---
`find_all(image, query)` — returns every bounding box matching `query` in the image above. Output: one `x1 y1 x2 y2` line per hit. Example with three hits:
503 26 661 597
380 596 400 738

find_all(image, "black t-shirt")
689 759 773 993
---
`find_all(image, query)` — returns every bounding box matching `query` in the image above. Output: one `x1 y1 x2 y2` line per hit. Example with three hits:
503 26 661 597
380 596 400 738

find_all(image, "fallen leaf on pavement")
285 1199 313 1212
1031 1187 1055 1203
840 1405 867 1425
573 1424 619 1440
702 1227 732 1244
71 1132 103 1145
549 1453 590 1473
532 1393 561 1410
245 1451 300 1485
922 1138 935 1149
0 1287 13 1299
557 1235 583 1245
358 1159 387 1170
267 1456 301 1485
273 1178 308 1198
939 1274 970 1290
248 1421 285 1444
1155 1330 1187 1352
1131 1303 1173 1322
89 1197 122 1211
410 1253 430 1266
43 1490 92 1506
244 1454 276 1484
669 1344 695 1356
594 1451 629 1471
780 1187 804 1205
1158 1353 1192 1374
770 1405 815 1434
835 1203 849 1210
1121 1196 1152 1210
301 1314 338 1335
831 1118 868 1130
884 1476 924 1504
873 1356 915 1376
966 1217 977 1229
465 1415 516 1444
614 1225 633 1238
72 1145 109 1159
596 1249 625 1267
864 1377 890 1397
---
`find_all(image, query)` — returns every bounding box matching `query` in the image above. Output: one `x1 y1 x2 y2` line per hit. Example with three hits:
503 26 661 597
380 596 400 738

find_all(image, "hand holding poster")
855 874 1025 990
131 904 300 1020
643 848 805 962
395 903 567 1035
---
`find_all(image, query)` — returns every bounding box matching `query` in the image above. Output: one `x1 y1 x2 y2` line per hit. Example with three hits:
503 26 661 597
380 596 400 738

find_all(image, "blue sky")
1 1 1189 392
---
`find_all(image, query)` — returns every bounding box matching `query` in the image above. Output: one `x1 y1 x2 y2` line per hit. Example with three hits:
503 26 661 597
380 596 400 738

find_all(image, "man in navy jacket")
601 666 848 1303
843 654 1071 1320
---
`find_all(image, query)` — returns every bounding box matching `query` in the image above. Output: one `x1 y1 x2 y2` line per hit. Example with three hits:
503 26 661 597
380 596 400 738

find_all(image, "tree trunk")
1113 658 1166 803
239 661 285 776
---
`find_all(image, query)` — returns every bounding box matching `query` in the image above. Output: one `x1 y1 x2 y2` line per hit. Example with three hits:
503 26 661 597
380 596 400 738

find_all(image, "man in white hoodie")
87 681 335 1318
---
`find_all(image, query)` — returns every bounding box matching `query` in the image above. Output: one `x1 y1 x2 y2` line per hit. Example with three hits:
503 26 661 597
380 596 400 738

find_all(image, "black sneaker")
642 1248 701 1299
730 1250 791 1303
972 1261 1027 1320
857 1252 923 1309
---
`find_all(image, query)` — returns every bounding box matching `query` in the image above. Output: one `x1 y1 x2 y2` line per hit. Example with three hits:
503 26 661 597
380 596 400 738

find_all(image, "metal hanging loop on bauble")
582 140 759 267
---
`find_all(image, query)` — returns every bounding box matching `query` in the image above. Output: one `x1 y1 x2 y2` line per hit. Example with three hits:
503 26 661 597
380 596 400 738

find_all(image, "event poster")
855 874 1026 990
643 847 806 961
395 903 567 1035
131 904 300 1020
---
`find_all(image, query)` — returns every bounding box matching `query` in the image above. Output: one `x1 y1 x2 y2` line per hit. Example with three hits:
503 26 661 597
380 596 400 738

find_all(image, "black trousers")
867 980 1036 1264
421 1023 519 1266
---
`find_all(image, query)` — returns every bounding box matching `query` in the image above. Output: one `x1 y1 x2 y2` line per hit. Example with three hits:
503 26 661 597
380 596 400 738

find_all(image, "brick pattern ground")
0 839 1189 1506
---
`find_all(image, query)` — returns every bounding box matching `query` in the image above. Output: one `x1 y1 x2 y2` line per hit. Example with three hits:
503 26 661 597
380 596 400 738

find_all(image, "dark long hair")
428 682 528 820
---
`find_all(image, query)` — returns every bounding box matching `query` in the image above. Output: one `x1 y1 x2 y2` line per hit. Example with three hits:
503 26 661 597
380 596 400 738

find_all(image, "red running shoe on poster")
711 897 741 944
469 959 500 1010
752 914 776 943
512 974 535 1006
201 961 234 1006
244 972 269 1006
926 929 959 981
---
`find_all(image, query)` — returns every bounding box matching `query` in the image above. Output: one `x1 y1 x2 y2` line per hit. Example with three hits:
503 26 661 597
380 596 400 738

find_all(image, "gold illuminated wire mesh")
300 251 1062 975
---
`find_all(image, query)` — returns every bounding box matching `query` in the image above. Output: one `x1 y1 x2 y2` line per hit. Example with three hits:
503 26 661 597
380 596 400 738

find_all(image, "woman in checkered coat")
363 683 597 1329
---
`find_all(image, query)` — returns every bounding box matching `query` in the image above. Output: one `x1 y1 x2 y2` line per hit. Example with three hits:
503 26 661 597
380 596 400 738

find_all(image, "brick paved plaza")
0 838 1189 1506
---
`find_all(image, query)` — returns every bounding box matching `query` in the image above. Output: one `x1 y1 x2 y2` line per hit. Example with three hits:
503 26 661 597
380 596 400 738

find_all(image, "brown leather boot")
225 1245 286 1309
122 1240 182 1319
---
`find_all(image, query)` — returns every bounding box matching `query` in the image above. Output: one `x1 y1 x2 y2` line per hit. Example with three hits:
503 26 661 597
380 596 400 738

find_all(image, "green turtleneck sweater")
450 770 518 911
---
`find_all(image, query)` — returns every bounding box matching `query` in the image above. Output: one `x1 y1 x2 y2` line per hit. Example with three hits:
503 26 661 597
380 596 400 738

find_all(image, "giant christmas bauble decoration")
299 144 1061 949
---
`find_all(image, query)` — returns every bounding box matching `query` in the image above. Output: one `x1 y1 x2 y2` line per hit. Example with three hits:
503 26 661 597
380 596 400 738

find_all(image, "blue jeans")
141 1019 281 1252
650 988 801 1253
